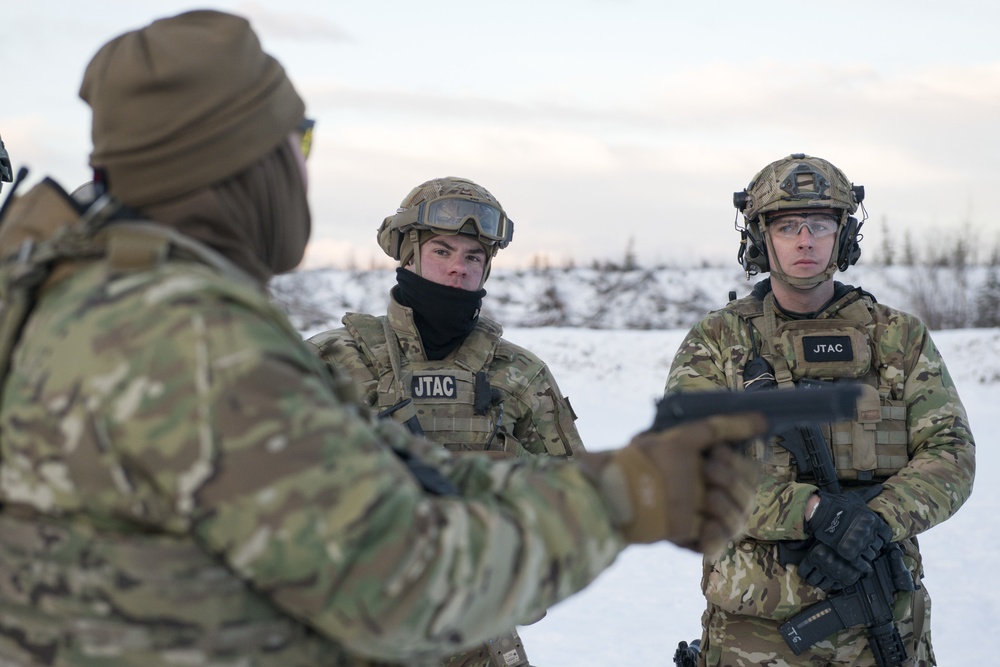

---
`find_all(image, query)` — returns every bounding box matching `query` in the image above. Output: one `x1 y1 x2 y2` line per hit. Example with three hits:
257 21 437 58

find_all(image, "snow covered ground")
491 326 999 666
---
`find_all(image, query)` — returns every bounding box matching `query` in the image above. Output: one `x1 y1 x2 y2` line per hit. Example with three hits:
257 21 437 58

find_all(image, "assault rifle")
772 419 915 667
659 381 914 666
737 382 916 667
672 639 700 667
779 541 914 667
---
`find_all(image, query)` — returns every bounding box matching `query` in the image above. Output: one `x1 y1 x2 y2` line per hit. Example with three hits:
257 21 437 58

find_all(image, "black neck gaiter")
394 267 486 360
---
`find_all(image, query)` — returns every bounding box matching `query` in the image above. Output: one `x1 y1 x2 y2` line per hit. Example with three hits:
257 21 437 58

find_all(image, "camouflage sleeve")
666 313 818 542
305 326 378 404
148 304 621 662
868 324 976 540
665 314 732 394
497 341 585 456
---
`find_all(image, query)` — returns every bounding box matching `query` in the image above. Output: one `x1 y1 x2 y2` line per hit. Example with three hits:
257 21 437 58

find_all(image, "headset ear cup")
745 225 769 274
837 216 862 270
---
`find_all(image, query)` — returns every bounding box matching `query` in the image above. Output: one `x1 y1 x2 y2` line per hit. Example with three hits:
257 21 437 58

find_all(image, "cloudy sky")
1 1 997 270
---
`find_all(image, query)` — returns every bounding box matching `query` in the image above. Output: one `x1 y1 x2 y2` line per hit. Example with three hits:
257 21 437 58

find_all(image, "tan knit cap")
79 10 305 207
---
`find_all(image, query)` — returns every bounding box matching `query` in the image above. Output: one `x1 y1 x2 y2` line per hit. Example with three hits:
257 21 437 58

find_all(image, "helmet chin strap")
408 229 422 276
760 217 841 289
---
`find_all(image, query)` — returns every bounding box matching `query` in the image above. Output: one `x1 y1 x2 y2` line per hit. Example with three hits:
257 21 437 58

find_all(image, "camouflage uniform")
666 279 976 667
307 175 583 667
307 278 582 667
308 295 583 461
0 182 623 666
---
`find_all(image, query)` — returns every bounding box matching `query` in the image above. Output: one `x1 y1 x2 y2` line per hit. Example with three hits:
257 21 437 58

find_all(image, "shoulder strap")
101 221 258 285
830 290 874 326
0 187 120 386
345 311 504 378
342 312 394 379
723 294 791 387
758 292 796 387
727 293 765 320
450 315 503 374
0 188 288 393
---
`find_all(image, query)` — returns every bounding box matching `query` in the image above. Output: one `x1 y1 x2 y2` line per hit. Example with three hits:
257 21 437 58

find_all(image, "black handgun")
652 383 862 437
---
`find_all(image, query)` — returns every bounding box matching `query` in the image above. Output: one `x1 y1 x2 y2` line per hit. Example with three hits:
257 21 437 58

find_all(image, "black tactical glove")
797 541 870 591
806 489 892 567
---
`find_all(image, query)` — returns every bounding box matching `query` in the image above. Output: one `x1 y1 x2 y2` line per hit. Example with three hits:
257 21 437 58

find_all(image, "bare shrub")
975 267 1000 328
904 223 980 329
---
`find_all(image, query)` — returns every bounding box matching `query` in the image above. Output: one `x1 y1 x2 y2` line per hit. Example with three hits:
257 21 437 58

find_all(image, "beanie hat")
79 10 305 207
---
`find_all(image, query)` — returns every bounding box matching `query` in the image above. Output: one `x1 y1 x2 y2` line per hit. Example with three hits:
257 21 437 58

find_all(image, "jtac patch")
412 374 458 399
803 336 854 362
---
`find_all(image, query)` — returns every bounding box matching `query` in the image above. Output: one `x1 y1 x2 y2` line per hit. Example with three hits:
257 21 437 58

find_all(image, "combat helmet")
0 134 13 194
378 176 514 288
734 153 866 288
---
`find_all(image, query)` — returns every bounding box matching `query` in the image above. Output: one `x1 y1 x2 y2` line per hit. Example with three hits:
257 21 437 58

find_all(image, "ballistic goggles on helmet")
392 195 513 248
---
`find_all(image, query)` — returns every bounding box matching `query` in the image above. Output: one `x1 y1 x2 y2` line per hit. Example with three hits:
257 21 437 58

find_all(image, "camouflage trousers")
697 587 935 667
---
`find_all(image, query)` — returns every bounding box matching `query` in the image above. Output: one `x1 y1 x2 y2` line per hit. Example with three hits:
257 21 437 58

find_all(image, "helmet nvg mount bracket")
734 153 866 288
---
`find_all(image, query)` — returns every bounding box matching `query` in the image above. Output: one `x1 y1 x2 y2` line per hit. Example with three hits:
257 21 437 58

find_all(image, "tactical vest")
343 312 530 458
730 290 909 483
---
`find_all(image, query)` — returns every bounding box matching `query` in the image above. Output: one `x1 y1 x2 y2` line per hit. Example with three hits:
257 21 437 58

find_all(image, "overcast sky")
1 1 997 270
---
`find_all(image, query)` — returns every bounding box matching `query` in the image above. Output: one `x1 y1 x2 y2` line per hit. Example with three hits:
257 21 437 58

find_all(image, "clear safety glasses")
297 118 315 161
394 196 514 247
768 213 839 239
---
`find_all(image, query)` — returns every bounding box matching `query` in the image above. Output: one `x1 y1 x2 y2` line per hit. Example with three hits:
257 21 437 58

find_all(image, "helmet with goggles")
378 176 513 287
733 153 866 287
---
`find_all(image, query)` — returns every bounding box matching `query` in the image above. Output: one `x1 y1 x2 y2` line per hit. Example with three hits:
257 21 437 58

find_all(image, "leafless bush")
879 223 999 329
976 267 1000 328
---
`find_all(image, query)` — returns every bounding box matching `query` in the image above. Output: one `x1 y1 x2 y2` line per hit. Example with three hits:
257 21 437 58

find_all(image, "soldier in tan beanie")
80 8 311 283
0 9 765 667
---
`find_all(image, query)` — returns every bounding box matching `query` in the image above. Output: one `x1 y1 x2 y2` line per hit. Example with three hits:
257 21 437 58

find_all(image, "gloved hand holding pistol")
577 414 765 556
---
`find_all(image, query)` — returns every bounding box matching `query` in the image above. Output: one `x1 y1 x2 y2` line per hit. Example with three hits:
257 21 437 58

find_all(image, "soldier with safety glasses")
666 154 975 666
308 176 579 667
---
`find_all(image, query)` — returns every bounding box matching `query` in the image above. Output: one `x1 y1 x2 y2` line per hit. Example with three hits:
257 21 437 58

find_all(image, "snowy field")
487 326 1000 666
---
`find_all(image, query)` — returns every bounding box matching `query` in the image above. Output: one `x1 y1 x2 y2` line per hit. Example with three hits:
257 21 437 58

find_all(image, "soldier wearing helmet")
379 176 513 291
308 176 579 666
666 154 975 666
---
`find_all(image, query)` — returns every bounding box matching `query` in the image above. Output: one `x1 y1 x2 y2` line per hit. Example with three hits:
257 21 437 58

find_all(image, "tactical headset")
733 154 866 286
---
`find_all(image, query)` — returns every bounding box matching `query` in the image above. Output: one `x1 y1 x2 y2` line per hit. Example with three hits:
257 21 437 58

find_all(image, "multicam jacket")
0 181 622 666
307 295 584 460
666 280 975 623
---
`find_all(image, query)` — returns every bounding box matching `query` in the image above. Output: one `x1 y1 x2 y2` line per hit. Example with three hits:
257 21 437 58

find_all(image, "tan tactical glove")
578 414 765 556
